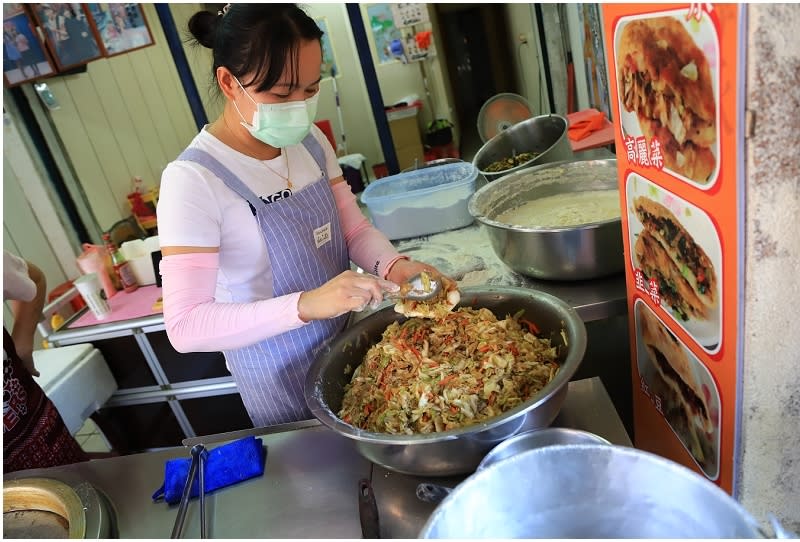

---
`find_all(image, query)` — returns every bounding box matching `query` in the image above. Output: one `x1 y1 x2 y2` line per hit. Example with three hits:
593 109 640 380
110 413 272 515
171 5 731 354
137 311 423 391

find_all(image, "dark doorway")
435 4 518 160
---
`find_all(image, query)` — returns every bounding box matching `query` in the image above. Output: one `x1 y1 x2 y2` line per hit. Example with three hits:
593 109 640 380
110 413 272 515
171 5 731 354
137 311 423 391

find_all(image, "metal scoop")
387 272 442 302
171 443 207 538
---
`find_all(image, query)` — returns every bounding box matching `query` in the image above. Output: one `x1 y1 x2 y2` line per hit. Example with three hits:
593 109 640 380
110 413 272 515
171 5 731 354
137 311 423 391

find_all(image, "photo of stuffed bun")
633 195 718 320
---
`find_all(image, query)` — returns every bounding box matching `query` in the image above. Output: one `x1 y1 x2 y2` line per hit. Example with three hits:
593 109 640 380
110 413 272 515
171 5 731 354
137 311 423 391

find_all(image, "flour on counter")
394 225 529 288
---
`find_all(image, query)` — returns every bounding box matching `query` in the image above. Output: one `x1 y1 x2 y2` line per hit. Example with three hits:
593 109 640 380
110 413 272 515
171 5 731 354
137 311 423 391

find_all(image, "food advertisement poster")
601 4 743 493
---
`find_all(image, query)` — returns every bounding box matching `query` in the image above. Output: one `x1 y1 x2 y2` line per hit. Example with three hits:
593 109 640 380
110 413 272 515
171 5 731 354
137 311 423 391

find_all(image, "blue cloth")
152 436 266 505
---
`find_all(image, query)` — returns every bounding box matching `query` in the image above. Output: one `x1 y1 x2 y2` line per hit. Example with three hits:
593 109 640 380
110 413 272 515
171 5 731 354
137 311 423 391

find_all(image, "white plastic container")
33 344 118 436
120 236 160 285
360 162 478 240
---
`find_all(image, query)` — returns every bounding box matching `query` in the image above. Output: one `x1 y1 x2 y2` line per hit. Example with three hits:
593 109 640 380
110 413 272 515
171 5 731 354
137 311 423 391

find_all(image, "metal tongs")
171 444 208 538
386 272 442 301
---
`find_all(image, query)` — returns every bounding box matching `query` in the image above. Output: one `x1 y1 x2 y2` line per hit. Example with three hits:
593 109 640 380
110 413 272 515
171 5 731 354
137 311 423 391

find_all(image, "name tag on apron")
314 222 332 248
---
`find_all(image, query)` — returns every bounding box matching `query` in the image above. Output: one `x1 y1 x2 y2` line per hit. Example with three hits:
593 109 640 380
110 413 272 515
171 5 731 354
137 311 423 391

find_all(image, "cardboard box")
395 144 425 171
388 115 424 170
389 115 420 149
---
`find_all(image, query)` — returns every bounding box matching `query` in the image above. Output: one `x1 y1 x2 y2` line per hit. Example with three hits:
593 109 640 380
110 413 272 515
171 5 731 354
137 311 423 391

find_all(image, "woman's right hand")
297 270 399 321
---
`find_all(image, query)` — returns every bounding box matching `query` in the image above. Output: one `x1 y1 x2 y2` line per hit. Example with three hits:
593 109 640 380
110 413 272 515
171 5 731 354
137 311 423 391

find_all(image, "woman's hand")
385 258 446 287
297 270 399 321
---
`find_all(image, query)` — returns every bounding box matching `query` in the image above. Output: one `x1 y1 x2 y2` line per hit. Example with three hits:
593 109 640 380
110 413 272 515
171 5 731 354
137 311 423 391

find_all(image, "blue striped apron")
177 134 349 426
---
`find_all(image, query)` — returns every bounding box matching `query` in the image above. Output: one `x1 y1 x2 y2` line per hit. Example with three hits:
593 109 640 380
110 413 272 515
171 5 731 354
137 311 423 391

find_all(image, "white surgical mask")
232 77 319 148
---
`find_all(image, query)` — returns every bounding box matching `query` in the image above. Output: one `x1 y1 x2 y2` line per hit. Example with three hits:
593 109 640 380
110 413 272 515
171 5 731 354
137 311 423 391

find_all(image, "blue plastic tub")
360 162 479 240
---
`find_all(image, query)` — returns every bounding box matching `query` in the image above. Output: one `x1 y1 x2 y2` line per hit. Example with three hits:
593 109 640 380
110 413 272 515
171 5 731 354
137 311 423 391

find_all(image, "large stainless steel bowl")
420 444 764 538
472 114 574 182
468 158 624 281
304 286 587 476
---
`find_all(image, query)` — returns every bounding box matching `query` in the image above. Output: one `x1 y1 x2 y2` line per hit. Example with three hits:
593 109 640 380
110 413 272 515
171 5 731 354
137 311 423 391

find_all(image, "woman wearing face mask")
157 4 445 427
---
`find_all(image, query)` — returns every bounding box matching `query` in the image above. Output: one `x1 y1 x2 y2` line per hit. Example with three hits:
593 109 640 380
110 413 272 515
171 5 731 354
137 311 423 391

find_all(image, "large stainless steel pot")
416 428 610 504
419 444 765 538
468 158 624 281
304 286 587 476
472 114 574 182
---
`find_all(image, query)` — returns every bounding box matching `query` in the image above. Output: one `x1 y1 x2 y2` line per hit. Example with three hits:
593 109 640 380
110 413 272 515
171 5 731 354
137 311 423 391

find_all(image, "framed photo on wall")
87 3 154 57
30 3 103 71
3 4 56 87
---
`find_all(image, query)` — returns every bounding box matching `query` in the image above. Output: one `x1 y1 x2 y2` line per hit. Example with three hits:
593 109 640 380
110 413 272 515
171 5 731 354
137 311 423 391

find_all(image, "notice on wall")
601 3 744 493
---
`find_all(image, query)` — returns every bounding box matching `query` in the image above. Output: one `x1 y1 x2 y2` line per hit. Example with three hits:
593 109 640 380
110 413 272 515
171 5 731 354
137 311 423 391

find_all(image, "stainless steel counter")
5 377 630 539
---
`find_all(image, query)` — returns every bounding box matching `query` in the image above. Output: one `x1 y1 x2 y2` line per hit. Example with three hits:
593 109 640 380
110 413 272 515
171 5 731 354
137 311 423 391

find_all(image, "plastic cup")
76 243 117 298
73 273 111 320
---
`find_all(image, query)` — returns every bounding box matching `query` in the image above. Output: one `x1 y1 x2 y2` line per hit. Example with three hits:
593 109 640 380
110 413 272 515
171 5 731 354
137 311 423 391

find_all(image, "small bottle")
102 233 139 293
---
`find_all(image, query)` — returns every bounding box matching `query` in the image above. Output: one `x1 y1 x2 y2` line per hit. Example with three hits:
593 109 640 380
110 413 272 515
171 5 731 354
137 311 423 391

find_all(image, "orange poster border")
601 3 741 493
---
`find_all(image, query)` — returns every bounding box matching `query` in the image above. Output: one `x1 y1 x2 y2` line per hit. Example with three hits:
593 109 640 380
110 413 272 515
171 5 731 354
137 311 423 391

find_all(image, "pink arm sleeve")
160 252 308 353
332 181 407 279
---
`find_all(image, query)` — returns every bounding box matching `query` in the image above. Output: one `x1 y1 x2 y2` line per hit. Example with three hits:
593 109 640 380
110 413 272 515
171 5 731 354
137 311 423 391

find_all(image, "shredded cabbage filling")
338 307 560 434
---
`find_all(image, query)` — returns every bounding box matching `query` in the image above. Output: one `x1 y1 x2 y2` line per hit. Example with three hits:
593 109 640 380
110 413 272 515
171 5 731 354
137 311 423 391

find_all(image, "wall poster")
602 3 744 494
366 3 401 64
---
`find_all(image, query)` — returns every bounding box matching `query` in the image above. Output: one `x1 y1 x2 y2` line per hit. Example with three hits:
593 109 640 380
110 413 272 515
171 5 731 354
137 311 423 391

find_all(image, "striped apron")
177 134 349 426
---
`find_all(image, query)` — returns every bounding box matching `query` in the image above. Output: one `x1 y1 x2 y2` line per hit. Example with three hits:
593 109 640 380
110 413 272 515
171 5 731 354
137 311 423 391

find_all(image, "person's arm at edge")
10 260 47 377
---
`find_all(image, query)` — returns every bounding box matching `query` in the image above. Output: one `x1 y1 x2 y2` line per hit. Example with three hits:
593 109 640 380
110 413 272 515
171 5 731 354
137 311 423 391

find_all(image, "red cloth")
568 109 608 142
415 31 432 50
314 120 337 153
3 329 89 473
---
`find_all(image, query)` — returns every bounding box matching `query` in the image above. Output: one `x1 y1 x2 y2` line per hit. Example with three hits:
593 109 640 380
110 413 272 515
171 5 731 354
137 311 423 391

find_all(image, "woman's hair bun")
187 10 219 49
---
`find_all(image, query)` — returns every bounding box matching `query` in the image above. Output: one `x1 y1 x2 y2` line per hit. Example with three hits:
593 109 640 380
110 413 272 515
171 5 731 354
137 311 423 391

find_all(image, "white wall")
3 107 81 333
504 4 544 114
13 4 200 235
312 3 454 170
310 4 382 163
739 3 800 532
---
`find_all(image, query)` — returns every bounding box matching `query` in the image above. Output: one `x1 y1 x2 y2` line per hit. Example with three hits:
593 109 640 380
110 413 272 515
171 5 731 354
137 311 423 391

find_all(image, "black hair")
187 4 323 94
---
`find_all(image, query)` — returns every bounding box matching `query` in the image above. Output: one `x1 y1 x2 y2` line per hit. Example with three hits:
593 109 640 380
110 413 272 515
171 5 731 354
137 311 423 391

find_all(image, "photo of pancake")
635 300 720 480
627 174 722 351
615 12 719 186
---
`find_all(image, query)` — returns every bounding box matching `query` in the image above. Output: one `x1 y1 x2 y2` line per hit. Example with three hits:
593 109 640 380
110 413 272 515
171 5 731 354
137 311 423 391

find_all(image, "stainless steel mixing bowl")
472 114 574 182
420 444 764 538
304 286 587 476
468 158 624 281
